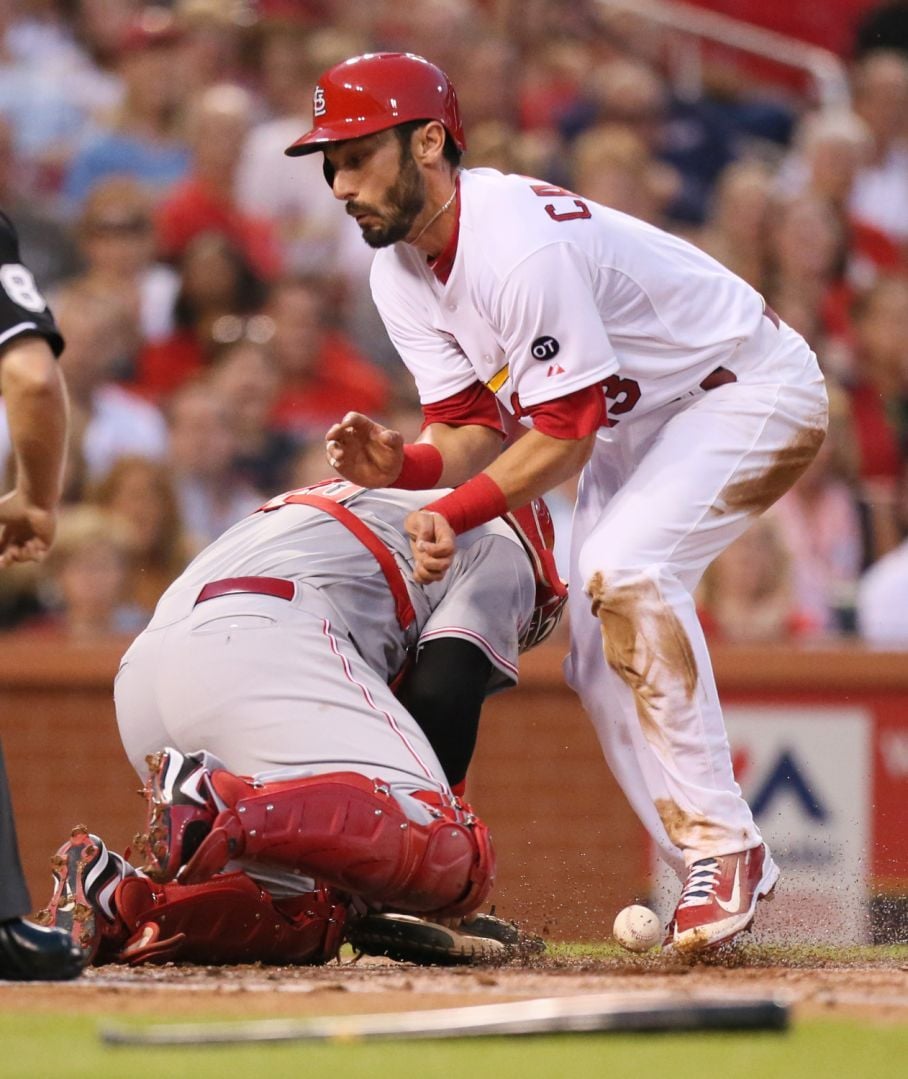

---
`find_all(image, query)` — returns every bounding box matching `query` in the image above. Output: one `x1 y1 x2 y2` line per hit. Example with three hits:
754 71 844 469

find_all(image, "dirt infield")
4 947 907 1025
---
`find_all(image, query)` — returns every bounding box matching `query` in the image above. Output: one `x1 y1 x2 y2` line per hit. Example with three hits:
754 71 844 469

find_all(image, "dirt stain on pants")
653 797 723 849
587 572 698 752
712 425 826 517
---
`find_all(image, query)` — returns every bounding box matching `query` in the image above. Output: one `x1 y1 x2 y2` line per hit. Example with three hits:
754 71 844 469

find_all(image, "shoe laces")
677 857 721 910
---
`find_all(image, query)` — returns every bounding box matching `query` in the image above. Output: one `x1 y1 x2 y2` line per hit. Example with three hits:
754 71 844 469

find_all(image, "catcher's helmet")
285 51 465 158
503 498 568 652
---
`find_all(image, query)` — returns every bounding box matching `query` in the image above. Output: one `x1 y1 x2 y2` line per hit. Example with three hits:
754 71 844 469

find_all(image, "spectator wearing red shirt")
266 276 392 444
132 231 269 404
803 109 904 283
156 83 283 282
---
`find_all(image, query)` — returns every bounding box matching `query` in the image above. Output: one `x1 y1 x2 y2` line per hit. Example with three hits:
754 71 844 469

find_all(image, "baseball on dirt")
613 904 661 952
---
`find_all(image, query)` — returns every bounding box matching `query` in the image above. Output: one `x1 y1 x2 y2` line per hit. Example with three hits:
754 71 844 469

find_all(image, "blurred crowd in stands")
1 0 908 648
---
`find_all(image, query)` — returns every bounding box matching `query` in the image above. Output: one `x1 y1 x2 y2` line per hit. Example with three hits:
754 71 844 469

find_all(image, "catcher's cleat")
663 842 780 955
35 827 136 963
137 748 219 881
346 910 546 966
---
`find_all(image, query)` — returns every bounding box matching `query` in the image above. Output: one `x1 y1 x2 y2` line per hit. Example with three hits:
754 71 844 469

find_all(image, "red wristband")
393 443 444 489
423 472 508 535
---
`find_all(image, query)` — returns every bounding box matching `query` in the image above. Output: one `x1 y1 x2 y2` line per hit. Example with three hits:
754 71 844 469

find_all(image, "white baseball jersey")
367 167 829 875
371 167 771 423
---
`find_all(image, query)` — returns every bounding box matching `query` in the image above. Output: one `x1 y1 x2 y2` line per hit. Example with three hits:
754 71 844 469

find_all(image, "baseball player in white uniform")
285 52 830 953
40 479 560 965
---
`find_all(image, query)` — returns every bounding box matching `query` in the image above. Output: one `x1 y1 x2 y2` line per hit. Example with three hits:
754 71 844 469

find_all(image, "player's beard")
346 151 426 248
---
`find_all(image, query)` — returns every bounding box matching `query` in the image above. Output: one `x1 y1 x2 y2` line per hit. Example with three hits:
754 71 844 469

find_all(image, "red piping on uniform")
320 617 436 781
418 627 517 679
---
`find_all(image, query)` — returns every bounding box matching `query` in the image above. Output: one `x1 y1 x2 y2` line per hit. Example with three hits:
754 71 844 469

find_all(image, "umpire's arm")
0 335 68 565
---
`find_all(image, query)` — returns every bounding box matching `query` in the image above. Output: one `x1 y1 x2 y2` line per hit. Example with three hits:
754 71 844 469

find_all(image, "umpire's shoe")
0 917 84 981
347 911 546 966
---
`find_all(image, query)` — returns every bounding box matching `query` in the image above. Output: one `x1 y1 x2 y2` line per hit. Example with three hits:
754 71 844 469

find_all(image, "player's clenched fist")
404 510 456 583
0 491 56 567
324 412 405 488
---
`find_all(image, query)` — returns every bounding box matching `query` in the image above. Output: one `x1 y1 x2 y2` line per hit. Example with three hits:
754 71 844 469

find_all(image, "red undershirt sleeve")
421 381 505 436
420 385 606 535
521 384 607 439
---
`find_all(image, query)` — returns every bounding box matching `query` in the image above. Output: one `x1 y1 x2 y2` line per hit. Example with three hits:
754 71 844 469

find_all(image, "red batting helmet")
284 51 465 157
503 498 568 652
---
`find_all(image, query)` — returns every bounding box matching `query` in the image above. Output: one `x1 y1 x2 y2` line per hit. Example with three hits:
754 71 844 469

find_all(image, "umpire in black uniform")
0 211 83 980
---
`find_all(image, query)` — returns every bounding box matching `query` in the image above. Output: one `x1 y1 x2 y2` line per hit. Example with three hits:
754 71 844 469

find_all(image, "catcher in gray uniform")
39 480 563 966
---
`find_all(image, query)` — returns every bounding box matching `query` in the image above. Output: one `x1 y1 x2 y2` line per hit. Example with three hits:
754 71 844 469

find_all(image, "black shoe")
347 911 546 966
0 917 84 981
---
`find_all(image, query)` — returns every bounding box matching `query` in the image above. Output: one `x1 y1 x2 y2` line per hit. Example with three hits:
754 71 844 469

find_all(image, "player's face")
325 132 427 248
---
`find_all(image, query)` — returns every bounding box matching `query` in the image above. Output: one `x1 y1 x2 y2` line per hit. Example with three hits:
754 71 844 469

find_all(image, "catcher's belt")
196 576 295 604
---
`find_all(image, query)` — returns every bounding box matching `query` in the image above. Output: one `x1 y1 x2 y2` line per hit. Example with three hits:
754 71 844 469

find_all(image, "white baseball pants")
565 319 829 874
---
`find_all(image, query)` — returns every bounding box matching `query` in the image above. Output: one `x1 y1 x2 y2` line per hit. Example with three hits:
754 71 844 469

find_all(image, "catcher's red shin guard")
181 772 495 918
113 872 348 966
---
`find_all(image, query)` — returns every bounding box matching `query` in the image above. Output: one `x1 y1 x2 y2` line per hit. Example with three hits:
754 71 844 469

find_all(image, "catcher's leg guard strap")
114 872 347 965
184 771 495 917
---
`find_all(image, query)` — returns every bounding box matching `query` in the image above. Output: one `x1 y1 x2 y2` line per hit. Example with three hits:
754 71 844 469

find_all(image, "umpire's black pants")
0 740 30 921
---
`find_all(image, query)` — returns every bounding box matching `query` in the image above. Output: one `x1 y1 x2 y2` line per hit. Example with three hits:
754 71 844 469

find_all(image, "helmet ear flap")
502 498 569 651
322 157 335 189
519 592 568 653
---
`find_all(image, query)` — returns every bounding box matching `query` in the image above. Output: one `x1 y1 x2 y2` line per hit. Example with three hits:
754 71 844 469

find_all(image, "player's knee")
583 567 699 704
583 564 686 631
580 556 646 605
576 530 646 597
583 568 647 649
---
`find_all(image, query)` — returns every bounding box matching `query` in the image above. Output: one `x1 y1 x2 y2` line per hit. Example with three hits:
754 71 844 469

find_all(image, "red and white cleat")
664 842 780 954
